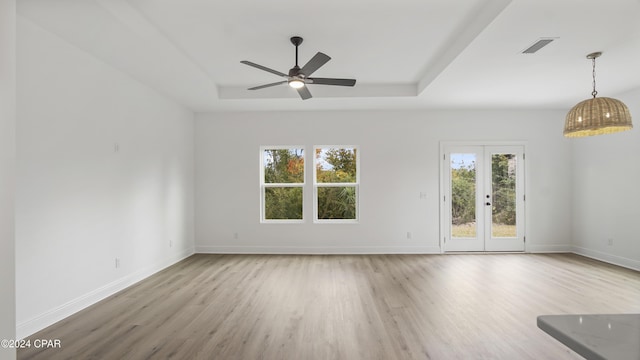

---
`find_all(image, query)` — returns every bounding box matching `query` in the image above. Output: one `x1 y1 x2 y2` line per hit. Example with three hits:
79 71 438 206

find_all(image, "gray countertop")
537 314 640 360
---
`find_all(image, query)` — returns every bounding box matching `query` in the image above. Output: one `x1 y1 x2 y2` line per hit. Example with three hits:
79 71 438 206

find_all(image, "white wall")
16 18 195 338
571 88 640 270
0 0 16 359
195 109 572 254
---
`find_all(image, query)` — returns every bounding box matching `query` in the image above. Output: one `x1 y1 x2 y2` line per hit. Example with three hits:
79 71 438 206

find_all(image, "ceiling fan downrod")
290 36 303 68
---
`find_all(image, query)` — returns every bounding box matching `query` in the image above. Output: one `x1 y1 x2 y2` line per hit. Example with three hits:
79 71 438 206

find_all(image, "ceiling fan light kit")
564 52 633 138
241 36 356 100
288 79 305 89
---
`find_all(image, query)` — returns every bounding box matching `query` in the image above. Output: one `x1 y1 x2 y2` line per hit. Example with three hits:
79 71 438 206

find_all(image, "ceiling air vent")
521 38 556 54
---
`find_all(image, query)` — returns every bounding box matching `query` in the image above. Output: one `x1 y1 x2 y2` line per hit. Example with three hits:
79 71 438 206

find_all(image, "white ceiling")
17 0 640 112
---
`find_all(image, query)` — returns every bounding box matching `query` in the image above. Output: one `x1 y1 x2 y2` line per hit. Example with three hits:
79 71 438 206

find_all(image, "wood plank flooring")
18 253 640 360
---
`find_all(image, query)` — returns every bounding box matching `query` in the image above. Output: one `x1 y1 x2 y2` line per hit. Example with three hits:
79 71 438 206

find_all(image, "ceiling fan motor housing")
288 65 302 77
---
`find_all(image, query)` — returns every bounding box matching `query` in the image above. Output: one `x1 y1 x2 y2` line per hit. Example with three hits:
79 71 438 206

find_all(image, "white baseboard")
16 247 195 340
195 245 442 255
571 246 640 271
526 244 572 253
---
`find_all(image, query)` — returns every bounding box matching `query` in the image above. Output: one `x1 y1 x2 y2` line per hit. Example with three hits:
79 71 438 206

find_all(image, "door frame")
439 141 528 253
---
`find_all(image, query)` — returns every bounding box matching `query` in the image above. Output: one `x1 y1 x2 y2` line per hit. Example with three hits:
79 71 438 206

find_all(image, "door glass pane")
491 154 517 237
451 153 476 238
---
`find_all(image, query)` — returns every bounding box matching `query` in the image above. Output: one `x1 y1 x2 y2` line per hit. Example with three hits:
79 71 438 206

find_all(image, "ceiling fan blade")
307 78 356 87
240 61 287 77
300 52 331 76
247 81 287 90
296 86 312 100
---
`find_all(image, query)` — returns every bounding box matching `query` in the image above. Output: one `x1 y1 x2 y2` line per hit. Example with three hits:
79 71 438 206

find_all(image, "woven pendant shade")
564 51 633 138
564 96 633 137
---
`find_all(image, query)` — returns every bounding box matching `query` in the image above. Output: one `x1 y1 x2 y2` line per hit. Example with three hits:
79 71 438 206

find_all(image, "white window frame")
313 145 360 224
260 146 305 224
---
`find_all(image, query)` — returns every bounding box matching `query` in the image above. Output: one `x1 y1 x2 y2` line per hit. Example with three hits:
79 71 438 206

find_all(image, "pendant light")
563 52 633 138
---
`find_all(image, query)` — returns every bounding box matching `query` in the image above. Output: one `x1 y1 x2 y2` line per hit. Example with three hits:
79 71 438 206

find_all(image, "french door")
441 144 525 252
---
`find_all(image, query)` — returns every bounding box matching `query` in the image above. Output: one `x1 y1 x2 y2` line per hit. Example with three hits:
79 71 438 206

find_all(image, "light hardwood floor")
18 253 640 360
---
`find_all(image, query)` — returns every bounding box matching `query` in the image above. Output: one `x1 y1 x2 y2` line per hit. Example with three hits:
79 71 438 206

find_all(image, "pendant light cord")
591 57 598 98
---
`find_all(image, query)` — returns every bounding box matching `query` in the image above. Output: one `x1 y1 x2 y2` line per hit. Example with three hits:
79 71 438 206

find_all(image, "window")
314 146 359 222
260 147 305 222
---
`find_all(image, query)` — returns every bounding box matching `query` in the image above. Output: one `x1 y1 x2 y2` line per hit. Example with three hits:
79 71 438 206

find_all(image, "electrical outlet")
234 232 239 240
169 240 173 248
115 258 120 268
407 232 412 239
607 238 614 246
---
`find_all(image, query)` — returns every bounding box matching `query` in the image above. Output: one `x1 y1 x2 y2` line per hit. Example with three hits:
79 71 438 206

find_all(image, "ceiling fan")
241 36 356 100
